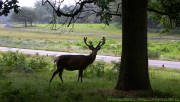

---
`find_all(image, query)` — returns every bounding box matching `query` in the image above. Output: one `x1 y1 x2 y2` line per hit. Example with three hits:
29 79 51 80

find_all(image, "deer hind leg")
58 69 64 83
78 70 83 82
50 69 59 83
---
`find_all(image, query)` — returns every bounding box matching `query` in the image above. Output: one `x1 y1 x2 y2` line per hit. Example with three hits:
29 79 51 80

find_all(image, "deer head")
84 37 106 55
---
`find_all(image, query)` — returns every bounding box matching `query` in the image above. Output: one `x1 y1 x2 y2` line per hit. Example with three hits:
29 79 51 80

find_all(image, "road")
0 47 180 69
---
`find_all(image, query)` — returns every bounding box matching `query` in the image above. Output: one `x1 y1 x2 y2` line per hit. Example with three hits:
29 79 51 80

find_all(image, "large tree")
115 0 151 90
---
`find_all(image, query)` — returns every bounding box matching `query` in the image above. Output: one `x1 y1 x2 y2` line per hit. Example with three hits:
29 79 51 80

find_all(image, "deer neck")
88 52 97 64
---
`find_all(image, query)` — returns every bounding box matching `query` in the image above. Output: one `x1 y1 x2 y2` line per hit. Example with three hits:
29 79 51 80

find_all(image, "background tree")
148 0 180 31
11 7 37 27
34 0 55 24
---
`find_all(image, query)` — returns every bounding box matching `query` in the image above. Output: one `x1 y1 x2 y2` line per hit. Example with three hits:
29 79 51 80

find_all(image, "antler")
96 37 106 48
84 37 93 48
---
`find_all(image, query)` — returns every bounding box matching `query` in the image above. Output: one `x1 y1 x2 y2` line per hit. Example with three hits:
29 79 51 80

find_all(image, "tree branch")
106 12 122 16
44 0 94 17
147 8 168 15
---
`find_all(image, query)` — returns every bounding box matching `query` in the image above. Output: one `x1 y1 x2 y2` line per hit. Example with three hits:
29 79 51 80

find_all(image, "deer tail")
54 56 60 64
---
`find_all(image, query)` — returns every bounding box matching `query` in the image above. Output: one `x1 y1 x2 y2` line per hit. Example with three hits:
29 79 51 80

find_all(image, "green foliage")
84 61 118 81
0 67 2 76
0 52 51 72
148 0 180 29
148 41 180 60
148 51 160 59
0 51 29 72
84 62 105 78
0 0 20 16
95 0 115 25
111 61 120 71
84 62 104 78
28 57 50 71
103 40 121 55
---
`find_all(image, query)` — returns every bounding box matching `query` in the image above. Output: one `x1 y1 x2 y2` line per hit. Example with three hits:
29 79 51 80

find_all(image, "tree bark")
30 22 33 26
115 0 152 91
24 19 27 27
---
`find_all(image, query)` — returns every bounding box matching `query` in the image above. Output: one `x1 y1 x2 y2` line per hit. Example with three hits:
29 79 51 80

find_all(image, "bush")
84 62 105 78
0 67 2 76
111 61 120 71
148 41 180 60
0 52 51 73
28 57 50 71
83 61 119 81
0 51 29 72
148 51 160 59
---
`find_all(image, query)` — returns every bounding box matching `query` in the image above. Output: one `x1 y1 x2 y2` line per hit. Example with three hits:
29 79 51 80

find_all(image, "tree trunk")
30 22 33 26
115 0 152 91
24 19 27 27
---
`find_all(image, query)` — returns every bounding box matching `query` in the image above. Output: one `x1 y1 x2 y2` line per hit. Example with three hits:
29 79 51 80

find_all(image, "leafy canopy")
0 0 20 16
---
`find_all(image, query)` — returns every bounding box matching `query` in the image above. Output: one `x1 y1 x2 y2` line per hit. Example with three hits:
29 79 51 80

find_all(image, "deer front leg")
78 70 83 82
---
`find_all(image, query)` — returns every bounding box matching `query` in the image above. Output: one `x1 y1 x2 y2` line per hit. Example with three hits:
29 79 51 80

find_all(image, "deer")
49 37 106 83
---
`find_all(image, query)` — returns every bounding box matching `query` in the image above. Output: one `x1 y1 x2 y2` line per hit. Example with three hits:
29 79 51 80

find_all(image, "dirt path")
0 47 180 69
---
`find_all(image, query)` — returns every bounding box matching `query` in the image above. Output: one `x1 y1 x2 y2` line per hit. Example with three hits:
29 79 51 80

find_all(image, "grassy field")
0 24 180 60
0 52 179 101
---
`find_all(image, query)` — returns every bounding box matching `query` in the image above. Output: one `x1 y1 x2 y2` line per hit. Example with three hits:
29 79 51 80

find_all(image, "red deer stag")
50 37 106 83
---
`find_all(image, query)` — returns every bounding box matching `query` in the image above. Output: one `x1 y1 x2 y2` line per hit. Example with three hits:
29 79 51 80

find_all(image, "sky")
17 0 76 7
18 0 37 7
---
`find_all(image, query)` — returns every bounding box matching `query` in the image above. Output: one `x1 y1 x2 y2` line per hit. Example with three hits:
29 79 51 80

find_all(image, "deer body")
50 37 105 83
55 54 96 71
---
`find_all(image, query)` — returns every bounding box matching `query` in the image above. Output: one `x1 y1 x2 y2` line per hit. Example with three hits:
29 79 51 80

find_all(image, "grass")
149 67 180 98
0 24 180 60
3 23 122 39
0 71 114 102
0 52 180 101
0 64 180 101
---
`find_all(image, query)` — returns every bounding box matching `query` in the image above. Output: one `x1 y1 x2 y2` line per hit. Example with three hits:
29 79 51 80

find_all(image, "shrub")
148 51 160 59
28 57 50 71
0 51 30 72
84 62 105 78
0 67 2 75
111 61 120 71
0 52 51 73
